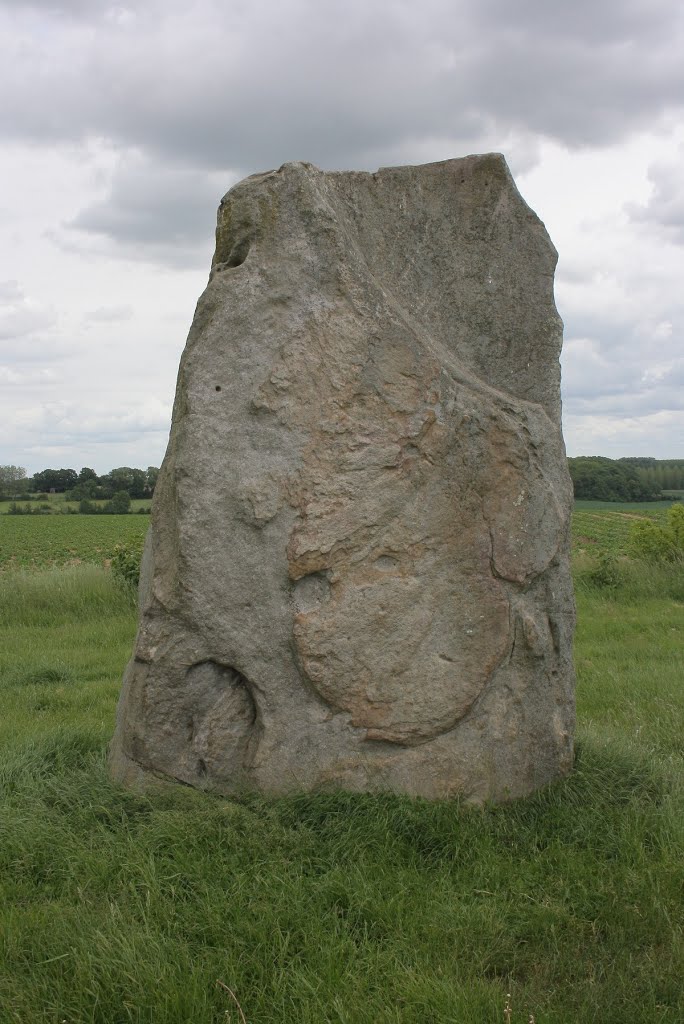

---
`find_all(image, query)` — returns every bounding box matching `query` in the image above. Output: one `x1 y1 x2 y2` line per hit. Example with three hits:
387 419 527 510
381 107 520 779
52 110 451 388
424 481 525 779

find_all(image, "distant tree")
77 467 98 484
618 457 657 467
660 461 684 490
101 467 146 499
70 478 99 500
0 465 27 499
568 456 662 502
618 459 684 492
145 466 159 496
32 468 78 493
104 490 131 514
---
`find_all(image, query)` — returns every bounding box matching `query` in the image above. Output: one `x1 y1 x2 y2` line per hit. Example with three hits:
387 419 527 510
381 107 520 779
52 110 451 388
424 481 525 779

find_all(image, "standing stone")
110 155 575 802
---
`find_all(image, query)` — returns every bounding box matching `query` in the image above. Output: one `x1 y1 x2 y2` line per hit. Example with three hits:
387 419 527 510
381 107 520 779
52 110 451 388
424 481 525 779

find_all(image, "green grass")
0 514 150 571
0 515 682 1022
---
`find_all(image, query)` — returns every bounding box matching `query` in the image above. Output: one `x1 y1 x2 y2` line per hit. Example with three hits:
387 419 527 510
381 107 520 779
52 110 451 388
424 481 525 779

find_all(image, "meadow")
0 511 682 1023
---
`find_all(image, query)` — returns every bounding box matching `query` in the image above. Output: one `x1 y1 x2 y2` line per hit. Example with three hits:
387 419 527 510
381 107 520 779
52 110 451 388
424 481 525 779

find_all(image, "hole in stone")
185 660 258 731
374 555 398 571
225 237 251 268
215 385 221 392
197 758 207 777
294 572 331 614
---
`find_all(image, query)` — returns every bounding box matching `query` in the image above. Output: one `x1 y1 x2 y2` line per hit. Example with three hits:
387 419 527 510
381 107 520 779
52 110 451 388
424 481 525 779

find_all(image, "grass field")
0 509 682 1022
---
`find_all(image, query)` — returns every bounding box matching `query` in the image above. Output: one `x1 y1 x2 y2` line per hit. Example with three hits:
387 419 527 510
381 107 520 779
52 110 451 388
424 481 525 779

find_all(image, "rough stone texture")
110 154 575 802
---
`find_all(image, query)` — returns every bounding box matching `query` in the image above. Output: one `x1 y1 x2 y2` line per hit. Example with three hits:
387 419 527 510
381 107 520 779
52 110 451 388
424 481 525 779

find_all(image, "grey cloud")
566 385 684 418
560 282 683 421
626 156 684 244
657 359 684 389
556 262 596 286
562 332 684 416
0 0 112 15
61 156 234 265
478 0 677 46
561 337 642 401
2 0 683 465
562 348 684 417
12 0 682 263
464 0 684 146
1 0 683 177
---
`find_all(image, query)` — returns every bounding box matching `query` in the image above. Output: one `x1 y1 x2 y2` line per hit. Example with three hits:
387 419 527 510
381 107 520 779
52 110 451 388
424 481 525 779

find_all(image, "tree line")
2 458 683 506
0 465 159 502
568 457 684 502
619 458 684 492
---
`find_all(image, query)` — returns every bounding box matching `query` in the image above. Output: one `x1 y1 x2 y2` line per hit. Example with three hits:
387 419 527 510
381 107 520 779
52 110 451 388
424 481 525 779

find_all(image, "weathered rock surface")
110 154 575 802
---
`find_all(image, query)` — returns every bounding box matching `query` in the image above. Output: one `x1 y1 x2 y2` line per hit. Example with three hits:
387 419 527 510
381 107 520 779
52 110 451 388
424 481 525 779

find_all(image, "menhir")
110 154 575 802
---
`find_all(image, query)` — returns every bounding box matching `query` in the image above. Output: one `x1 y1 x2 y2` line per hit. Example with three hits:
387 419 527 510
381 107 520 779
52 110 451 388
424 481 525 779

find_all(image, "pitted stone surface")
110 154 575 801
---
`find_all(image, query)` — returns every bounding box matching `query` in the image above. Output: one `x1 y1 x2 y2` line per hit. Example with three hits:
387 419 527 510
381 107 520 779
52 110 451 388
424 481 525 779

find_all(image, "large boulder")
110 155 575 802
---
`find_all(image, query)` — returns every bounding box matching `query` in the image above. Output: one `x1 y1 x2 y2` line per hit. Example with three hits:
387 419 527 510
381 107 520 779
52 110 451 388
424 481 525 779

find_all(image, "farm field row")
0 514 150 571
572 503 673 555
0 496 151 515
573 498 678 512
2 502 679 570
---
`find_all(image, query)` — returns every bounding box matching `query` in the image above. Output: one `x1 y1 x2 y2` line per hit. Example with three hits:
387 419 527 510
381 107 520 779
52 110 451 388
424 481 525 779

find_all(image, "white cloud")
0 281 56 340
83 304 133 323
565 410 684 459
626 149 684 244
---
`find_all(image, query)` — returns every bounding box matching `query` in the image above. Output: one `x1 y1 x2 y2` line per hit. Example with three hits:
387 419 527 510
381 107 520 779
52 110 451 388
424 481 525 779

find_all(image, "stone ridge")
110 155 575 802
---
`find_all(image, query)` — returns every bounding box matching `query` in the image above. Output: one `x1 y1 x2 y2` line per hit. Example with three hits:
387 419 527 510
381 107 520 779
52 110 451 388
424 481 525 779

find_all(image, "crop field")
2 502 674 569
0 513 150 571
0 504 682 1022
572 502 673 555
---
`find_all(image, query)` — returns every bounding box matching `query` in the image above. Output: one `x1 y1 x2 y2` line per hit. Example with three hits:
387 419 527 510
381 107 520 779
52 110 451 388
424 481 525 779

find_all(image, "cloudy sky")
1 0 682 474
